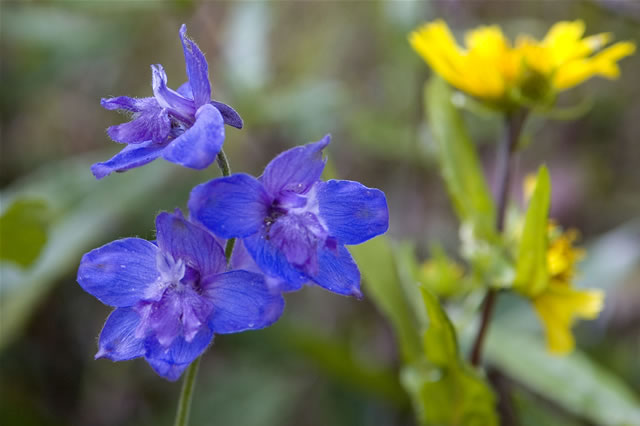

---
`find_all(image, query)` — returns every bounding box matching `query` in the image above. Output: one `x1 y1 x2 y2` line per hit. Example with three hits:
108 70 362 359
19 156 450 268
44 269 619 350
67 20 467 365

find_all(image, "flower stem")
172 149 236 426
470 110 527 367
173 356 201 426
216 149 237 264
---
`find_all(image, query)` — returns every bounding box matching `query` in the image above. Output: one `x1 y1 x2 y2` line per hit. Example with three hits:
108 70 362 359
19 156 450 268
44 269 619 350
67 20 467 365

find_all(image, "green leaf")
401 289 498 426
513 165 550 296
0 198 51 267
420 288 458 367
426 77 496 242
486 325 640 426
350 236 424 364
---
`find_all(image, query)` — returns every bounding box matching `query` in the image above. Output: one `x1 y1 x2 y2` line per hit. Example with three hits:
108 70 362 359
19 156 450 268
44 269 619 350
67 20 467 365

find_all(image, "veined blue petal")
262 135 330 196
95 308 145 361
210 101 243 129
316 180 389 245
176 82 193 99
243 232 309 287
202 270 285 334
312 245 362 298
151 64 196 121
77 238 159 307
162 104 224 169
189 173 270 238
155 211 226 277
106 105 171 144
179 24 211 109
145 328 213 381
91 140 167 179
230 239 299 292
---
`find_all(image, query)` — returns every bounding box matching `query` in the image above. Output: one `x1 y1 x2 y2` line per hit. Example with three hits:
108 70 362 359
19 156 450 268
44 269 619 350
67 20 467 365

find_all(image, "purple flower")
188 135 389 298
92 24 243 179
77 210 284 381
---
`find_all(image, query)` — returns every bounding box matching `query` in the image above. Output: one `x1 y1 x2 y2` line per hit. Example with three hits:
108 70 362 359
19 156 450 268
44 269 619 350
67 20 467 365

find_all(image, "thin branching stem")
470 110 527 367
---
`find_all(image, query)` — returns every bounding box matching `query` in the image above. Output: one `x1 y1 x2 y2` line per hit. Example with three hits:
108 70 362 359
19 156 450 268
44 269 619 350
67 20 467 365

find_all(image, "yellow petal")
553 41 636 89
533 284 604 354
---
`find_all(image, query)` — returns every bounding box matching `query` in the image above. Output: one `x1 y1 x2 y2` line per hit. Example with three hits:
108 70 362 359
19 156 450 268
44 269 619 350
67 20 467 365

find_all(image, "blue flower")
93 24 243 179
77 210 284 381
188 135 389 298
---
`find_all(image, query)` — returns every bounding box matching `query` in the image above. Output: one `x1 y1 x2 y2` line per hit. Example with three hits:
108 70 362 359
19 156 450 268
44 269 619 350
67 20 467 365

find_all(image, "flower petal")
95 308 145 361
316 179 389 245
210 101 243 129
77 238 159 307
202 270 285 334
311 245 362 298
106 105 171 144
230 239 300 292
155 210 226 277
101 96 157 112
262 135 330 196
243 232 309 288
151 64 195 123
189 173 270 238
179 24 211 108
161 104 225 169
91 141 167 179
144 328 213 381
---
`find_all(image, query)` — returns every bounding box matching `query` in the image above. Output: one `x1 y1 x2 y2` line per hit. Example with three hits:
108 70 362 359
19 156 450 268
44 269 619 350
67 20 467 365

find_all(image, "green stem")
172 149 237 426
173 356 201 426
470 110 527 367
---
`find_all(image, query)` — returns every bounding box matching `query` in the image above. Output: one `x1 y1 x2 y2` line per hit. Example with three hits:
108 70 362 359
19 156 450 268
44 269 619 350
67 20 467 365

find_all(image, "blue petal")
175 82 242 130
151 64 196 121
155 211 226 277
101 96 157 112
262 135 330 196
77 238 159 307
210 101 243 129
91 140 167 179
243 232 309 288
316 180 389 245
230 239 299 292
144 328 213 381
202 270 285 334
162 104 224 169
179 24 211 109
189 173 270 238
106 104 171 144
312 245 362 298
95 308 145 361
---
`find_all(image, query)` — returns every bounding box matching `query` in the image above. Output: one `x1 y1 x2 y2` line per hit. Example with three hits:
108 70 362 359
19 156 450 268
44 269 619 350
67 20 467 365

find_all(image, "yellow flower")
409 19 635 107
532 228 604 354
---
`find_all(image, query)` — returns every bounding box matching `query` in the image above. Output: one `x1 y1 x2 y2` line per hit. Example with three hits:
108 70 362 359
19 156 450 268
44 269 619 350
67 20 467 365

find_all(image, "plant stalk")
470 110 527 367
172 149 236 426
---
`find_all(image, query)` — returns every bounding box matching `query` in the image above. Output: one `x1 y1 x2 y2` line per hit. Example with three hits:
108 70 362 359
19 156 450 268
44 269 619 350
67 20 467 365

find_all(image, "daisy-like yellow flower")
532 228 604 354
409 19 635 107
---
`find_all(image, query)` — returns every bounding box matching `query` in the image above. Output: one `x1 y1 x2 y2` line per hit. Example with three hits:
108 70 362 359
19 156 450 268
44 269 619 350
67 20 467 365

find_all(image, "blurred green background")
1 1 639 425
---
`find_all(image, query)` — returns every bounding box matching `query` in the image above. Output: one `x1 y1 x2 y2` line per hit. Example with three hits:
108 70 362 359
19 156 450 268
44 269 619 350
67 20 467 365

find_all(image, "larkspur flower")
77 210 284 380
188 135 389 297
409 19 635 107
92 24 243 179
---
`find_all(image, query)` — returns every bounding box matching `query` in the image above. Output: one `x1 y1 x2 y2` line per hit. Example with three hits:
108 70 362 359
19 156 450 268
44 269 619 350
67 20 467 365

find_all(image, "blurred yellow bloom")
533 228 604 354
409 19 635 107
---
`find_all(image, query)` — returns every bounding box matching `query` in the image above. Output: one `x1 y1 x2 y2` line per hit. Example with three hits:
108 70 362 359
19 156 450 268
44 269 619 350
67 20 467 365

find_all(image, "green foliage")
0 198 50 267
425 77 497 243
353 235 498 425
486 324 640 426
350 236 424 364
402 289 498 426
513 166 550 296
418 244 470 298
